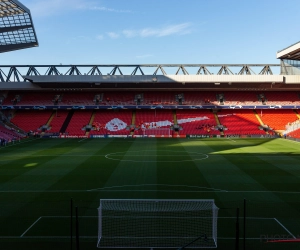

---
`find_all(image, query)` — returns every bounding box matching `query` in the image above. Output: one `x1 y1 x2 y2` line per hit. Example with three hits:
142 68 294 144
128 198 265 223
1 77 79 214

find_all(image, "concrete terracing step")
253 110 265 126
293 110 300 119
214 113 224 136
253 110 268 134
85 110 96 136
173 110 179 135
46 111 56 126
131 110 136 135
173 110 178 125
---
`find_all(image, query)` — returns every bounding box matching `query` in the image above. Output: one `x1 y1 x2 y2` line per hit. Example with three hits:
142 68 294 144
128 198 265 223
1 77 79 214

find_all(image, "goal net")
142 128 171 136
97 199 219 248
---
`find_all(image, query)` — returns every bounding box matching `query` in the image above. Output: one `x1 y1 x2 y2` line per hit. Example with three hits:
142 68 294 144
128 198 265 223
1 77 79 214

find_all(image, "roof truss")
0 0 38 53
0 64 280 82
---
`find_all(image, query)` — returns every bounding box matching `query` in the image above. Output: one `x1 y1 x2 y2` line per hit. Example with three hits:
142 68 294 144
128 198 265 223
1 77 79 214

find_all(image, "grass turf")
0 137 300 250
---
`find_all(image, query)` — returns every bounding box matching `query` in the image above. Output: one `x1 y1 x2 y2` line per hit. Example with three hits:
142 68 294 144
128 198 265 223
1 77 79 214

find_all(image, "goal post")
142 128 171 136
97 199 219 248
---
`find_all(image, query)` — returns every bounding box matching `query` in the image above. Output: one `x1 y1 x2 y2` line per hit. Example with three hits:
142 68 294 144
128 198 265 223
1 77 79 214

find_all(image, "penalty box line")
20 217 42 237
273 218 296 239
0 138 41 151
19 216 98 238
18 216 295 239
0 236 273 240
28 216 276 219
18 216 275 238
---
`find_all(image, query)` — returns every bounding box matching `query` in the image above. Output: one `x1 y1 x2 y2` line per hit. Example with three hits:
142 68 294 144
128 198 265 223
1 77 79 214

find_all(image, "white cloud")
96 35 104 40
27 0 75 17
88 6 132 13
26 0 132 17
122 30 137 38
107 32 119 39
122 23 192 38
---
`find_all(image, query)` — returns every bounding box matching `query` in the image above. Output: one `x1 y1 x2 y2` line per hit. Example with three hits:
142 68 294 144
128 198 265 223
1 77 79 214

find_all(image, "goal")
142 128 171 136
97 199 219 248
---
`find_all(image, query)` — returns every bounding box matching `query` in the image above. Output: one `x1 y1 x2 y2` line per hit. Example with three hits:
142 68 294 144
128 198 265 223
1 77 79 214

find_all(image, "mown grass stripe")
0 138 300 250
102 139 157 199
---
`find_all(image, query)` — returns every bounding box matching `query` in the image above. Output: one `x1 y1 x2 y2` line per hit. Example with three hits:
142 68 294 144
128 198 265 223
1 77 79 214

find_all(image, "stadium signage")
107 135 127 138
60 135 88 138
90 135 106 138
189 135 211 138
1 105 299 110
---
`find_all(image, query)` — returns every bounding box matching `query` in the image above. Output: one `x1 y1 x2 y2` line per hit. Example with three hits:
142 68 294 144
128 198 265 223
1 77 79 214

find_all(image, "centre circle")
105 150 208 162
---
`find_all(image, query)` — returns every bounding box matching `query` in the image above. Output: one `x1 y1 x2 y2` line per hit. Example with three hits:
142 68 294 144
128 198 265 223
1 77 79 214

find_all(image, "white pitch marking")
224 190 300 194
1 190 300 194
226 137 236 142
0 236 267 240
87 184 227 192
0 154 110 161
282 138 300 145
0 138 41 150
4 236 98 239
274 218 296 239
42 216 98 218
105 150 209 163
0 216 285 240
2 153 299 161
20 217 42 237
41 215 274 220
78 138 87 143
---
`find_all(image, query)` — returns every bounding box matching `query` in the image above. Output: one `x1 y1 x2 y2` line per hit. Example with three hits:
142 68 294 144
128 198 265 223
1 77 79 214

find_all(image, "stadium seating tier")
259 110 298 131
10 110 52 132
217 110 265 135
90 110 132 135
176 109 219 135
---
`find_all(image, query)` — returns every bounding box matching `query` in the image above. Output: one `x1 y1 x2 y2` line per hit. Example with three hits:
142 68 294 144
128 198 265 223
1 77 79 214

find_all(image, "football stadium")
1 1 300 250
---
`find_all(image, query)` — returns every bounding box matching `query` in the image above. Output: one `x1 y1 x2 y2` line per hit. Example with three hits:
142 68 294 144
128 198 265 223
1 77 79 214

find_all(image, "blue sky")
1 0 300 70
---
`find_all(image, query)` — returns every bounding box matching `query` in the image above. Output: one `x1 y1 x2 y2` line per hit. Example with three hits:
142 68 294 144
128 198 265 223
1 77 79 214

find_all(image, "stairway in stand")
130 110 136 135
214 113 224 136
85 110 96 136
253 110 265 126
59 110 74 133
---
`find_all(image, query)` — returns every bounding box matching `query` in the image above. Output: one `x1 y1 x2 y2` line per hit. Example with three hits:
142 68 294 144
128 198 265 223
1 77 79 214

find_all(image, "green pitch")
0 138 300 250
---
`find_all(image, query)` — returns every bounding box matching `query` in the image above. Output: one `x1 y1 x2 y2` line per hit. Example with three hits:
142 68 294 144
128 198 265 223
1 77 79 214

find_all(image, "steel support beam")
0 64 281 82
